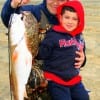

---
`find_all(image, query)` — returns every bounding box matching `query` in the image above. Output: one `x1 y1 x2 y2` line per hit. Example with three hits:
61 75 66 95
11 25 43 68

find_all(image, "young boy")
37 1 89 100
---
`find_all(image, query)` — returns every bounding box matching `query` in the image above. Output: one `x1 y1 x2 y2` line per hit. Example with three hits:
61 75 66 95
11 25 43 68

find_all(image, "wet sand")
0 0 100 100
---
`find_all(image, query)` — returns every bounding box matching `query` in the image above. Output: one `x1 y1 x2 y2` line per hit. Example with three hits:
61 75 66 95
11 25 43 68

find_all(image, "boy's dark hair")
61 6 76 15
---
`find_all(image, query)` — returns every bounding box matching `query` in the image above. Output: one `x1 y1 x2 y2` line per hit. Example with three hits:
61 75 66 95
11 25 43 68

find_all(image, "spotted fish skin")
9 11 39 100
22 11 39 57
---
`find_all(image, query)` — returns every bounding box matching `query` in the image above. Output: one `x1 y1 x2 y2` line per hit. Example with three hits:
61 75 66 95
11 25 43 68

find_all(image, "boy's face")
46 0 68 15
60 10 79 32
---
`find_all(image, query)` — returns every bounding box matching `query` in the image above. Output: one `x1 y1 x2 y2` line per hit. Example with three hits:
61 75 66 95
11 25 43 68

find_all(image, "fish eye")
20 13 24 20
21 16 24 20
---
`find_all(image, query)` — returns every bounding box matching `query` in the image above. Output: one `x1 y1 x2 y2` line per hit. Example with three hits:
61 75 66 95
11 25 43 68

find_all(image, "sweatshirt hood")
41 0 58 24
42 0 51 15
43 0 46 6
53 1 85 36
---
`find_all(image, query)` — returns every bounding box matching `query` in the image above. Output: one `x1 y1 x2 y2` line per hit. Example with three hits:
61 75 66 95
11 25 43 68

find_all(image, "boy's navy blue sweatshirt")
37 28 85 85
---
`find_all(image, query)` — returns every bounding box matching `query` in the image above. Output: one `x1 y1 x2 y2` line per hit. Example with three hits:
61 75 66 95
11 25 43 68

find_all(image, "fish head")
9 13 26 45
9 11 39 57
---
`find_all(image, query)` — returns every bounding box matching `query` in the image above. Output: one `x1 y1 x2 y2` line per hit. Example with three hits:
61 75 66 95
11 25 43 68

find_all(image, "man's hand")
11 0 30 8
74 50 85 69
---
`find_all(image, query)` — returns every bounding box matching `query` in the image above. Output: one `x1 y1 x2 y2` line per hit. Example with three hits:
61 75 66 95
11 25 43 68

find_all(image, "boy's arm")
75 49 86 68
36 44 52 60
36 33 54 60
81 42 86 67
81 55 86 67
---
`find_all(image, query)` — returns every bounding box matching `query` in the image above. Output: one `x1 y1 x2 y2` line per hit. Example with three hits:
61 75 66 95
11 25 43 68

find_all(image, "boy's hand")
11 0 30 8
74 50 85 69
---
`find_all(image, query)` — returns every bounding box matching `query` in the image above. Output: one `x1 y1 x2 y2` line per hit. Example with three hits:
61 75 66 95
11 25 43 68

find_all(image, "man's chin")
50 11 56 15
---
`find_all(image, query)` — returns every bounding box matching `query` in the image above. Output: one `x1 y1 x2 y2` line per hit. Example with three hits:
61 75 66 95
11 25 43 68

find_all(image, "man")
1 0 85 69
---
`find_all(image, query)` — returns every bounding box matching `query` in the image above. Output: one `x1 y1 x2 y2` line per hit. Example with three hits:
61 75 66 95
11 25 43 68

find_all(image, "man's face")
46 0 68 15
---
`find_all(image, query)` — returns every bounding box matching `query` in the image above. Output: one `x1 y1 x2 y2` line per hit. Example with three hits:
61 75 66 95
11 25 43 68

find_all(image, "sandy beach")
0 0 100 100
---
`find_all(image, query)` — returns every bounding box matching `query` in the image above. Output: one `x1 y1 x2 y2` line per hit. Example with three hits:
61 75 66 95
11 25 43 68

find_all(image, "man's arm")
74 34 86 68
1 0 17 27
1 0 30 27
75 50 86 68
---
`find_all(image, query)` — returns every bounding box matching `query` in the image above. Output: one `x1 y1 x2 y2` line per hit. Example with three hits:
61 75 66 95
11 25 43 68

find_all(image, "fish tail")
10 51 19 100
10 67 19 100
